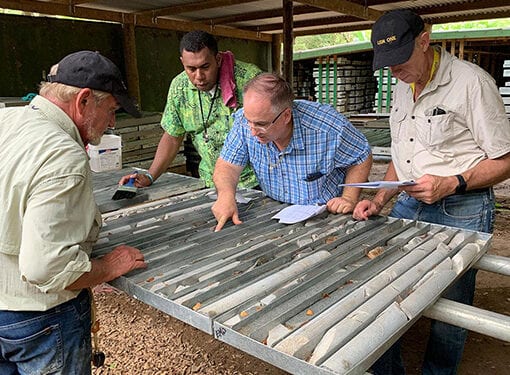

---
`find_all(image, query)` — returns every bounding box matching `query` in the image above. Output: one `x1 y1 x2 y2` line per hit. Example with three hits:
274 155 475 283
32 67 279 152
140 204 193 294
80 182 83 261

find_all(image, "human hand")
101 245 147 280
118 172 152 188
401 174 457 204
352 199 383 221
211 196 242 232
326 197 356 214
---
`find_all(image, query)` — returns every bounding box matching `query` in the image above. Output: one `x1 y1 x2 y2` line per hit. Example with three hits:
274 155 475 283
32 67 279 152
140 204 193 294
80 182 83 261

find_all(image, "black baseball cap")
371 9 425 70
47 50 141 118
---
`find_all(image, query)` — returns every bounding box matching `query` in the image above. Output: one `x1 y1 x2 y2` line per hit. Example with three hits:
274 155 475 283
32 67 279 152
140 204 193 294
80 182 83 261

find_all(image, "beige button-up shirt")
0 95 100 311
390 46 510 181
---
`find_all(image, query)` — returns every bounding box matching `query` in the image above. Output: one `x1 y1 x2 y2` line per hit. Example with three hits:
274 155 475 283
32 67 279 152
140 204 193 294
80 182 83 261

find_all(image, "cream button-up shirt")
390 46 510 181
0 95 100 311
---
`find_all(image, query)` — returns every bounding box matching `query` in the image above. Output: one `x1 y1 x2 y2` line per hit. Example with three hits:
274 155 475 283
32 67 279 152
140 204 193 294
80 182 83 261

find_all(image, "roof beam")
425 10 510 25
244 15 361 33
0 0 126 22
416 0 510 15
50 0 99 4
292 7 510 37
0 0 273 42
295 0 382 21
194 5 323 25
294 23 373 37
132 14 272 42
135 0 256 18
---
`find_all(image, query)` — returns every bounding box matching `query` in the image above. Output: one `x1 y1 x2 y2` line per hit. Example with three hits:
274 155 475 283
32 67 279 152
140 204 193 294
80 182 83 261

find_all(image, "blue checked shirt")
220 100 371 205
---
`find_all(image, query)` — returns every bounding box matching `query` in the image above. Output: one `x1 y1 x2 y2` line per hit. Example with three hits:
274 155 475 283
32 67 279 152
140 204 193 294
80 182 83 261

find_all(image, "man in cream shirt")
0 51 147 374
353 9 510 375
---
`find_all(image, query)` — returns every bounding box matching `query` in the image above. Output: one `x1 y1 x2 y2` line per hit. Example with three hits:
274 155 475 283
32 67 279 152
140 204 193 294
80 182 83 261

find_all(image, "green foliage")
294 30 371 51
294 18 510 52
433 18 510 31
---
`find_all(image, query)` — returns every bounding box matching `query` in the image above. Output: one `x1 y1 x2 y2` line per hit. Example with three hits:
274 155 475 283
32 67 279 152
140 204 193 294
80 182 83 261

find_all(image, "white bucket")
87 134 122 172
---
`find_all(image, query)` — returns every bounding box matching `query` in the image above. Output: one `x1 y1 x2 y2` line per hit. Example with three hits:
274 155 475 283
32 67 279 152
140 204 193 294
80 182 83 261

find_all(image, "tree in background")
294 18 510 52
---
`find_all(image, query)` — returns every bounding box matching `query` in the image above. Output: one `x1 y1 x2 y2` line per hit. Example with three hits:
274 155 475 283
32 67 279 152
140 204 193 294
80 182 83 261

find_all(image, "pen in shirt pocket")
304 171 324 182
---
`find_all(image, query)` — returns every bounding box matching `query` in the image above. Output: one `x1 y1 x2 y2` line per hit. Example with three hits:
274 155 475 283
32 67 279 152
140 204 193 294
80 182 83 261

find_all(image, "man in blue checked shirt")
212 72 372 231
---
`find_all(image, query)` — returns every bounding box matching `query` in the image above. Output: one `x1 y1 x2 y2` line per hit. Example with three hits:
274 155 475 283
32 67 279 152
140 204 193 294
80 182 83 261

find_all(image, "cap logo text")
377 35 397 45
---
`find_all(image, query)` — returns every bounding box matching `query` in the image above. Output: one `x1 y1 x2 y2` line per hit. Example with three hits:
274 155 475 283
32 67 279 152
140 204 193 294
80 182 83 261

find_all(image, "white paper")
272 205 327 224
337 180 416 189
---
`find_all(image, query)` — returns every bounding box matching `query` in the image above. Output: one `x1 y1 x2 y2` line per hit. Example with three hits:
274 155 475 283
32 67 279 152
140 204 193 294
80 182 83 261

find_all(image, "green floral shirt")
161 60 261 188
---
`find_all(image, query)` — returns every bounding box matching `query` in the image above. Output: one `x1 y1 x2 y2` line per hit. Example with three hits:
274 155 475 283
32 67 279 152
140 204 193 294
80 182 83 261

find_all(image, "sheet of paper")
337 180 416 189
272 204 327 224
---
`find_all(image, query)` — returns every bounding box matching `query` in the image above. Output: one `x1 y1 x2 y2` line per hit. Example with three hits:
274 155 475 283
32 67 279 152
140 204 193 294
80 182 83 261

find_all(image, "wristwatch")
455 174 467 195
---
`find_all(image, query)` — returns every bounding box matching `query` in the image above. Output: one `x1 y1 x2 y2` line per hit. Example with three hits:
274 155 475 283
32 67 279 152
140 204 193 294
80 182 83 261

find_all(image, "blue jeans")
372 189 495 375
0 289 92 375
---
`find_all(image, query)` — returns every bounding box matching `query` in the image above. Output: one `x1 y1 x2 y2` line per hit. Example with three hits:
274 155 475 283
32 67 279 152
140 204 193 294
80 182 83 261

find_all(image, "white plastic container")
87 134 122 172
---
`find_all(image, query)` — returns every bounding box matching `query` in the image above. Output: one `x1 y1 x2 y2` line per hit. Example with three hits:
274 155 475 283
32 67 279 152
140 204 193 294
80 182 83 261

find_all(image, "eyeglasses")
243 107 288 132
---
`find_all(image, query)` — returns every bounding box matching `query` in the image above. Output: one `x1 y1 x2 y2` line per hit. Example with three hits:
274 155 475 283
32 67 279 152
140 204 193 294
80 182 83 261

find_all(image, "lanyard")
198 86 219 142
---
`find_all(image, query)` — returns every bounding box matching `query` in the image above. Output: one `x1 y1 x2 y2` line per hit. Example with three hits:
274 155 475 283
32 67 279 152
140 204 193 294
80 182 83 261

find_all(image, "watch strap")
455 174 467 195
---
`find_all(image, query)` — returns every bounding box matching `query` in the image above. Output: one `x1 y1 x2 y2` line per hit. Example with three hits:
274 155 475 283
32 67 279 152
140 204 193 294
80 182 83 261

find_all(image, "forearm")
148 133 184 180
403 153 510 204
211 158 245 230
65 245 146 291
462 153 510 190
213 158 243 199
372 161 400 208
342 154 373 202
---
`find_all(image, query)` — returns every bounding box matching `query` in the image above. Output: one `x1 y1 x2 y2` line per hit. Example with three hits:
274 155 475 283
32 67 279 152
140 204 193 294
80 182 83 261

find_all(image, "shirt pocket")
389 107 407 143
416 112 455 149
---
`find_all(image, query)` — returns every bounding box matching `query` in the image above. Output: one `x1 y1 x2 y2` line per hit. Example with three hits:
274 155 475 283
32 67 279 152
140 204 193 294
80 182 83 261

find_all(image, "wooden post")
282 0 293 85
272 34 282 75
450 40 456 56
459 40 465 60
121 20 141 110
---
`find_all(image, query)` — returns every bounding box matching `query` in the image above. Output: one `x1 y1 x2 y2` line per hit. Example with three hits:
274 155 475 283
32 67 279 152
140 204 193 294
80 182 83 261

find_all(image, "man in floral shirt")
120 30 261 188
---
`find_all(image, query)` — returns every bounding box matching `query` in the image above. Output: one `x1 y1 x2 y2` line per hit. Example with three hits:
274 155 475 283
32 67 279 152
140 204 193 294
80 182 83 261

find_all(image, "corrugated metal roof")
0 1 508 41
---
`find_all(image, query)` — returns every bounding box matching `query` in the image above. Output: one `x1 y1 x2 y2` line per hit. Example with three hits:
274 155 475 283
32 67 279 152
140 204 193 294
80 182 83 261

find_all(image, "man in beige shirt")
0 51 147 374
353 9 510 375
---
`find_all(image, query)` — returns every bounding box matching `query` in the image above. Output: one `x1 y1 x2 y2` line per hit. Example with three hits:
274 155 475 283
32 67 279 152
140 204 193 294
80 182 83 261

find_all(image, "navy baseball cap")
47 50 141 118
371 9 425 70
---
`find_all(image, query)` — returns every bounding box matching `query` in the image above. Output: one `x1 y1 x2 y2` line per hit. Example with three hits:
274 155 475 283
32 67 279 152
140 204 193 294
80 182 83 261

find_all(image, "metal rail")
424 298 510 342
474 254 510 276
